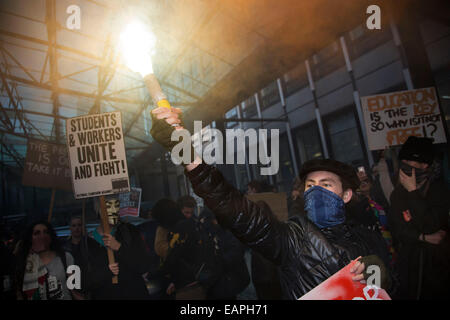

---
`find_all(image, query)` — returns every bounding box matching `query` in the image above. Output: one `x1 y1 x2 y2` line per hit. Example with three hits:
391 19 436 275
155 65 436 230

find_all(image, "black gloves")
358 255 391 290
150 110 180 152
150 110 196 164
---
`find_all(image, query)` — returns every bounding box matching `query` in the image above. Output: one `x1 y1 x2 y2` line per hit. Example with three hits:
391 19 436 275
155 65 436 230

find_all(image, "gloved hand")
358 255 391 290
150 107 196 163
150 107 182 152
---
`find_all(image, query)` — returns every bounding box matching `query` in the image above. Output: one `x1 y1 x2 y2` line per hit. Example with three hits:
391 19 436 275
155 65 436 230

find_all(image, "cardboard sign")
299 259 391 300
22 139 72 191
247 192 288 221
360 87 447 150
66 112 130 199
119 187 142 217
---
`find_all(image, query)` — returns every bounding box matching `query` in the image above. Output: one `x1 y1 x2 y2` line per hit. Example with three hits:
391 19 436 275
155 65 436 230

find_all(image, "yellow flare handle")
144 74 171 109
157 99 171 109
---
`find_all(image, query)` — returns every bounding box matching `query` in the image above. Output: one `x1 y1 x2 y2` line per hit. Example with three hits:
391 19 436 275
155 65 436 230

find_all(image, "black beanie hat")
299 159 361 191
398 136 434 165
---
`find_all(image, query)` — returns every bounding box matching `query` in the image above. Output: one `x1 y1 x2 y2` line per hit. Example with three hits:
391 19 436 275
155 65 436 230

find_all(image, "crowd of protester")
0 134 449 300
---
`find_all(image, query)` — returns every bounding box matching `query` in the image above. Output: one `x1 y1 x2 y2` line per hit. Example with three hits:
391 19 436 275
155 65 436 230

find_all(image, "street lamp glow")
119 21 156 77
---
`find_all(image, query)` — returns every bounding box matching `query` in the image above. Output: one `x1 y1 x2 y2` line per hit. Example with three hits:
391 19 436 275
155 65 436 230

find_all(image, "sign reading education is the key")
66 111 130 199
360 87 447 150
22 139 72 191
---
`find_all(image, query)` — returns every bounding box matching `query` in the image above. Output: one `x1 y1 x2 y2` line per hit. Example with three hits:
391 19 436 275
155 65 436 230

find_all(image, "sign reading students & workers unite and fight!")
360 87 447 150
66 111 130 199
299 259 391 300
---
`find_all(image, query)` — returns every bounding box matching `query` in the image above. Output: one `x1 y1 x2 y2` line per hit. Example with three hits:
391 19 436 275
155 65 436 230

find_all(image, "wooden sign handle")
81 199 86 237
99 195 118 284
47 188 56 223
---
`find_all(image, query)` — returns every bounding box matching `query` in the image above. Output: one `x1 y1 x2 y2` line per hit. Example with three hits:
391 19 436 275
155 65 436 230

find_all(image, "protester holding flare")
117 20 391 299
148 106 391 299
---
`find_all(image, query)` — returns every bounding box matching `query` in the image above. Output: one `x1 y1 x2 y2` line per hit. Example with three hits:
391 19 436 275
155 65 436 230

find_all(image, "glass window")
261 81 280 110
242 95 257 118
326 110 365 166
284 63 308 96
225 106 238 128
347 24 391 60
312 41 345 79
296 123 324 163
274 135 295 192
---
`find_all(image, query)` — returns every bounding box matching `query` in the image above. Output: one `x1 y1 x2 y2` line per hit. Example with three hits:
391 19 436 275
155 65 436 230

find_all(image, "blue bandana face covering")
304 186 346 229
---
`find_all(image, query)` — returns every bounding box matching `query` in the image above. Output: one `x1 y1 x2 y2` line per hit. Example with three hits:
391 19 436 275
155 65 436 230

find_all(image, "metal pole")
237 102 252 183
305 60 330 159
340 36 374 167
254 92 274 185
229 107 242 189
390 21 414 90
277 78 299 177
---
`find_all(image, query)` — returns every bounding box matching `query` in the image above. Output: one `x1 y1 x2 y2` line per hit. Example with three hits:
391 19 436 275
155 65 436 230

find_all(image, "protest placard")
22 139 72 191
360 87 447 150
66 111 130 199
247 192 288 221
119 187 142 217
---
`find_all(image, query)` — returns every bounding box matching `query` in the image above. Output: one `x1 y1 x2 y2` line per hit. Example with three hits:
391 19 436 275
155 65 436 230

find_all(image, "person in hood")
149 106 392 299
87 196 152 299
389 136 450 299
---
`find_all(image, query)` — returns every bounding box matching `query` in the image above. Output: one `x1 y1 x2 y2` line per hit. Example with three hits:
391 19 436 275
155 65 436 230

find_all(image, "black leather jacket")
186 163 390 299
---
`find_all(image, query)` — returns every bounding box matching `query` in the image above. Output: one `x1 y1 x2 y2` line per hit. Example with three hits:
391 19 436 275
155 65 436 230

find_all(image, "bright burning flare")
119 21 156 77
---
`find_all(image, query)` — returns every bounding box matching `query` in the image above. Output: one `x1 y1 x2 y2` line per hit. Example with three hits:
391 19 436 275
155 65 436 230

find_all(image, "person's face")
357 171 371 194
305 171 352 203
70 218 82 238
31 224 51 253
106 199 120 225
359 177 372 194
181 206 195 219
402 159 429 170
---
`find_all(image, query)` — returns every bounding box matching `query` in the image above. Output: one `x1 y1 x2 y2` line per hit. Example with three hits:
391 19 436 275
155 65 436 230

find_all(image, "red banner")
299 259 391 300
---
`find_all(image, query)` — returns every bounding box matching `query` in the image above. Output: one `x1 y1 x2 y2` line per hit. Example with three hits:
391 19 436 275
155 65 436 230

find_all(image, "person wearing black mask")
389 136 450 299
149 106 392 299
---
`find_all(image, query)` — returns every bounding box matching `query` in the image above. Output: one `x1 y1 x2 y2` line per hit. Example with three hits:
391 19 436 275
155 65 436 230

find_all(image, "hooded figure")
87 196 151 299
389 136 450 299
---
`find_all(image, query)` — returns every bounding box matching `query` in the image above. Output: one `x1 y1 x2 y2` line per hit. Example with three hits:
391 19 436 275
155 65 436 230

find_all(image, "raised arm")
150 107 286 264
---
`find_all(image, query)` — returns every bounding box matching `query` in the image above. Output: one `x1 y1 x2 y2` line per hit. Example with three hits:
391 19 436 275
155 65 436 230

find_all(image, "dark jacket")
207 223 250 299
163 217 223 291
88 222 151 300
389 179 450 299
63 235 98 295
186 163 390 299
